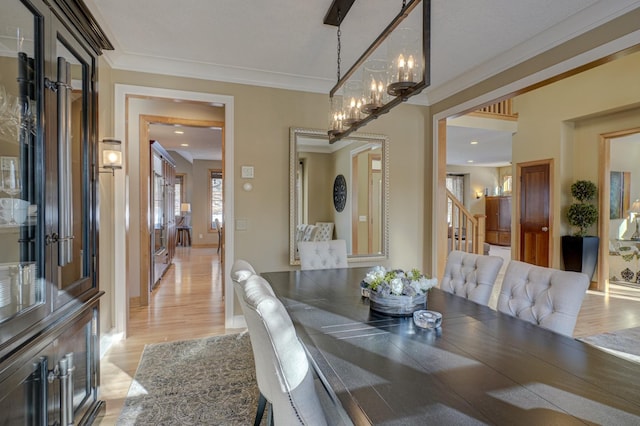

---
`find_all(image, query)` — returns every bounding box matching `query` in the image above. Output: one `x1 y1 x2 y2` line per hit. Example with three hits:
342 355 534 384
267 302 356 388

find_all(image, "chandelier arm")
337 9 341 81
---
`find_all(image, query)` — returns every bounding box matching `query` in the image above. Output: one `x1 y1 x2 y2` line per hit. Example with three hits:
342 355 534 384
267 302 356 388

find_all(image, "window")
446 174 464 201
210 170 223 229
446 174 465 227
502 175 512 194
174 174 185 216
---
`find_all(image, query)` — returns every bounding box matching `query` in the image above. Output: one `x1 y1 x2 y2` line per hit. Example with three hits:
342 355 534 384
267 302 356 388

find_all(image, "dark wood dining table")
262 267 640 425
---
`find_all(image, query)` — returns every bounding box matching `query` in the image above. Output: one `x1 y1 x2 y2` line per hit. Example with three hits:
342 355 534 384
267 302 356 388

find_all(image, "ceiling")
85 0 640 166
445 125 513 167
149 123 222 162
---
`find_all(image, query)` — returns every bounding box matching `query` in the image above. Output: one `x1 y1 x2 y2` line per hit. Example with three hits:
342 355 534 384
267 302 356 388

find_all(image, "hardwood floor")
96 247 640 424
96 246 239 425
575 284 640 337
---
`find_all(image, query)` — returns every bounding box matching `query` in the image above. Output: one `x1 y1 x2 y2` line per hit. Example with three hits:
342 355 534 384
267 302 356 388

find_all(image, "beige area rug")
118 332 262 425
579 326 640 364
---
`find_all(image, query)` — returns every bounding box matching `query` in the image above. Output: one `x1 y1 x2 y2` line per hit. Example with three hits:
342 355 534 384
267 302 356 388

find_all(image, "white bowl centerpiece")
361 266 438 316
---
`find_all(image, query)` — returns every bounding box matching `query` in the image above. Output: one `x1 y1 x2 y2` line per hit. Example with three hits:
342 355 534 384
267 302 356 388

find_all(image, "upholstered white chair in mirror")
440 250 504 306
497 260 589 336
298 240 348 271
314 222 334 241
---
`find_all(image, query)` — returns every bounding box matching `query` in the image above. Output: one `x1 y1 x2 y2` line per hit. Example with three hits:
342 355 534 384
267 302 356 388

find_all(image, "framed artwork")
610 171 631 219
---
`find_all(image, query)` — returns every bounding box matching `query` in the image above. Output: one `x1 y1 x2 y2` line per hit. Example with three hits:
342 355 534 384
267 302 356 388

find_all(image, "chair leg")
267 402 273 426
254 393 267 426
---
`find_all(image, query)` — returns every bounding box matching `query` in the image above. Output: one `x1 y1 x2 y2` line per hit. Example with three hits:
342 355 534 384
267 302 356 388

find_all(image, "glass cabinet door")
0 0 46 334
51 27 94 310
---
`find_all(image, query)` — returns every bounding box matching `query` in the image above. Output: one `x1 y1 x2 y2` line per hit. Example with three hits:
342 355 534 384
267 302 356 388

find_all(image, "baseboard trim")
129 296 141 307
227 314 247 330
100 328 124 358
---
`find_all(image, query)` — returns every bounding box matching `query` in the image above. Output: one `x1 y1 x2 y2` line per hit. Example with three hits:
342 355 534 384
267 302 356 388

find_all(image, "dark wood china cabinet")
0 0 111 424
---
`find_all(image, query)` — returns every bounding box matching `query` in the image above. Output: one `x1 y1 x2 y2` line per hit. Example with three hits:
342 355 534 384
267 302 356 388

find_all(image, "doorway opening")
599 127 640 298
141 114 225 305
111 85 235 342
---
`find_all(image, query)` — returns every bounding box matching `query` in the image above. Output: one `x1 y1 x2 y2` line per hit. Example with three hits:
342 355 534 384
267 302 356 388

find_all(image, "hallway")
98 247 232 424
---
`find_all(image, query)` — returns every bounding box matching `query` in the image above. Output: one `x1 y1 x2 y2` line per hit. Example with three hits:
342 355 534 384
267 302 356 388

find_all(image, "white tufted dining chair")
497 260 589 336
230 258 257 284
230 259 274 425
237 275 329 425
298 240 348 270
440 250 504 305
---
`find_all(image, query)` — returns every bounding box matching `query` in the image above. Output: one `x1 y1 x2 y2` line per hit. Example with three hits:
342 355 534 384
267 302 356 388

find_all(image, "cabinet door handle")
542 226 549 232
45 233 59 245
57 57 73 267
58 353 75 425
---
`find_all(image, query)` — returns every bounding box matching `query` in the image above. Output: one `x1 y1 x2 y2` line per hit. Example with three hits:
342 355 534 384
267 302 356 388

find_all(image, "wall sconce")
326 0 430 143
100 138 122 175
476 191 483 199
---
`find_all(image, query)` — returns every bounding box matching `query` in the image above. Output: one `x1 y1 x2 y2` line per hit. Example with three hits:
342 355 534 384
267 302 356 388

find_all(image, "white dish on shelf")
0 207 27 224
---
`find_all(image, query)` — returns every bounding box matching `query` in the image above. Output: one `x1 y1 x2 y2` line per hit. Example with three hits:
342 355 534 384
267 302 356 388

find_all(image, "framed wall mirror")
289 127 389 265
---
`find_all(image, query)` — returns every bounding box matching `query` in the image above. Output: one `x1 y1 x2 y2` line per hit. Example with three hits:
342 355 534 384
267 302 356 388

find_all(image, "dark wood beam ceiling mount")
324 0 357 26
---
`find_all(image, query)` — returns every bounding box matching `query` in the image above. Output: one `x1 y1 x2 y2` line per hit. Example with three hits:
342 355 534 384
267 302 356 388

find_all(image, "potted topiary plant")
561 180 599 281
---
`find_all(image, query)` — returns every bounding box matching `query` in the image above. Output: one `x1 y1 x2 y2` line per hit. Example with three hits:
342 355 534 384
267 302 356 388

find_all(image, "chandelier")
326 0 430 143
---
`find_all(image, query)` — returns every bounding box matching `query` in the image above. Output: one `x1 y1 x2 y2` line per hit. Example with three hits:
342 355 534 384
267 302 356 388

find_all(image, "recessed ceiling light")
180 143 189 147
467 160 474 163
174 130 184 134
470 140 478 145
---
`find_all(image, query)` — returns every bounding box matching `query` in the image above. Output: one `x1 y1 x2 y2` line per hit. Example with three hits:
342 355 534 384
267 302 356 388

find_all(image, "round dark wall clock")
333 174 347 212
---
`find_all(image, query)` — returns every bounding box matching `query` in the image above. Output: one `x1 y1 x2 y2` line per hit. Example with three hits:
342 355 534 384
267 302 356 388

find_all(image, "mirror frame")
289 127 390 265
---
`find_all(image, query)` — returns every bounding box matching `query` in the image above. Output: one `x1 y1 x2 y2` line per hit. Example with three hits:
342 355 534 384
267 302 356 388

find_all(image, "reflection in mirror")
289 128 389 265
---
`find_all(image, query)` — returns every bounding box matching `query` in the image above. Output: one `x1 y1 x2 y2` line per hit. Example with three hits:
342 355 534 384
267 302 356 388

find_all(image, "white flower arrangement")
361 266 438 297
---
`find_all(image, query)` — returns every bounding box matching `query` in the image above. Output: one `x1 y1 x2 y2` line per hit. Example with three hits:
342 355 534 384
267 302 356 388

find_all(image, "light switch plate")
241 166 254 178
236 219 248 231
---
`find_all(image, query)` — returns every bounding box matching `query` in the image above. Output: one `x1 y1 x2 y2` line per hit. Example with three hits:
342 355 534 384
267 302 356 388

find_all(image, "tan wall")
168 151 194 208
512 51 640 267
298 151 333 225
332 143 354 248
192 159 222 246
97 56 115 335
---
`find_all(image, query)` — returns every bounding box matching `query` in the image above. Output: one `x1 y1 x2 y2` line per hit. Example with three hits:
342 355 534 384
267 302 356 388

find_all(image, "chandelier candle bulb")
407 55 414 82
370 79 377 103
